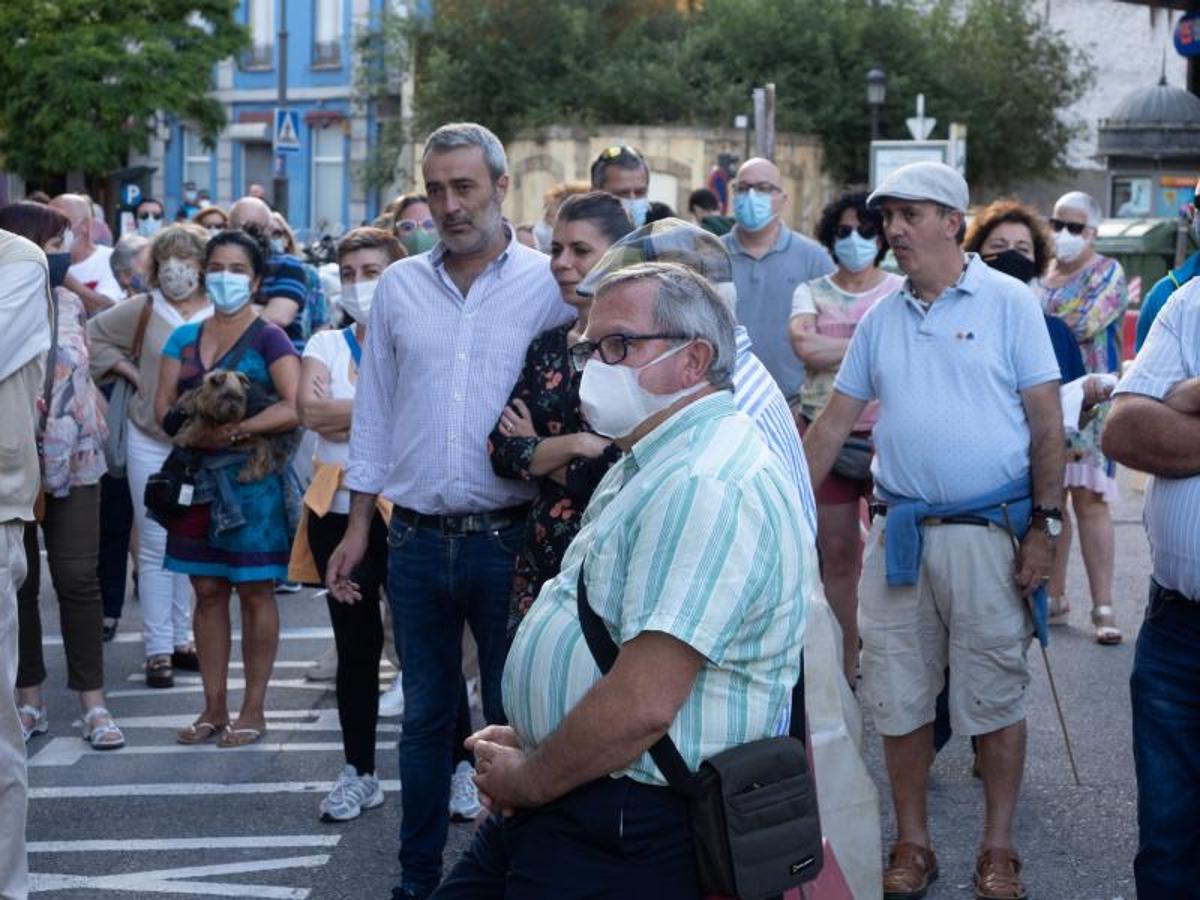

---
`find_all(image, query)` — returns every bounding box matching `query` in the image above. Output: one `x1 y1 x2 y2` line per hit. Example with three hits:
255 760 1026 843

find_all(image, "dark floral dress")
489 322 621 627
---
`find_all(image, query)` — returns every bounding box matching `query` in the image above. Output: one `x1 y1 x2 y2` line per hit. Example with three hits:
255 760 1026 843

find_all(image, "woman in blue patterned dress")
154 230 300 747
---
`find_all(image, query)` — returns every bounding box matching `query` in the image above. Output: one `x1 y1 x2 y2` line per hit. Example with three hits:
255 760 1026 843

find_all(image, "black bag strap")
574 564 808 795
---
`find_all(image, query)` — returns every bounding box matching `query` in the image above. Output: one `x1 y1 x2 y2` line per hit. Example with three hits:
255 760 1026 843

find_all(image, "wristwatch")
1032 505 1064 539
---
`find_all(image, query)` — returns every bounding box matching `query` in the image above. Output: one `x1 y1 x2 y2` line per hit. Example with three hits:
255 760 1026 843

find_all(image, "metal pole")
273 0 289 218
870 106 880 142
764 83 776 162
753 88 767 159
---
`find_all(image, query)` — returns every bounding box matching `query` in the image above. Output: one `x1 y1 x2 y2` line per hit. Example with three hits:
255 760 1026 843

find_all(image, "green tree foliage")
0 1 247 181
382 0 1091 188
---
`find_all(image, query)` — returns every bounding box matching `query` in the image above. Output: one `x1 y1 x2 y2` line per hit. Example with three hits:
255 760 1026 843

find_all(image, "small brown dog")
173 369 276 482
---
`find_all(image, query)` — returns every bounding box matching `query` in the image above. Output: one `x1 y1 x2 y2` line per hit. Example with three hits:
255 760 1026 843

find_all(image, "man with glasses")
722 158 834 407
228 196 309 346
328 122 572 900
590 145 651 228
1137 176 1200 351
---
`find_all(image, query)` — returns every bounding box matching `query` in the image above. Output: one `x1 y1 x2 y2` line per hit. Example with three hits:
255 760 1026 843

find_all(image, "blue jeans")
1132 579 1200 898
388 516 523 897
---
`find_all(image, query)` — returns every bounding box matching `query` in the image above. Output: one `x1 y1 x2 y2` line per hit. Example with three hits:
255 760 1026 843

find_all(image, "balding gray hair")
1055 190 1102 227
110 233 149 278
422 122 507 183
596 261 736 391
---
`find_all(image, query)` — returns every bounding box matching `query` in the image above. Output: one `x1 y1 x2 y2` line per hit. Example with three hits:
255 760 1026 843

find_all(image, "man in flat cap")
803 162 1065 900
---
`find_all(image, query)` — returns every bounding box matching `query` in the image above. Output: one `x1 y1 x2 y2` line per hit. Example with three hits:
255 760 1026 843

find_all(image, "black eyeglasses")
568 333 688 373
137 212 162 221
1049 218 1087 236
834 223 879 240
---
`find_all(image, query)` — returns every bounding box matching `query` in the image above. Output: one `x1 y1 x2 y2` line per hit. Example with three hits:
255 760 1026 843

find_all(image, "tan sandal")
176 719 228 745
883 842 938 899
974 847 1027 900
1092 605 1123 645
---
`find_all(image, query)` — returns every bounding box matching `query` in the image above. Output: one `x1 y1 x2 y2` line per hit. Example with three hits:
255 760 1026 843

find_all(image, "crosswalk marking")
30 854 330 898
29 779 403 799
104 709 401 733
29 737 400 768
29 835 341 853
109 678 335 699
45 626 336 647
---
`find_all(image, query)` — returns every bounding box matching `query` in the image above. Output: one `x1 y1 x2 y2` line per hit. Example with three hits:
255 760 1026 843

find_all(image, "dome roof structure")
1098 78 1200 161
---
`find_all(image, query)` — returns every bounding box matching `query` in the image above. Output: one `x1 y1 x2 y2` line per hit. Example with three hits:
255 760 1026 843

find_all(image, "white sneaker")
449 760 483 821
378 677 405 718
319 764 384 822
304 644 338 682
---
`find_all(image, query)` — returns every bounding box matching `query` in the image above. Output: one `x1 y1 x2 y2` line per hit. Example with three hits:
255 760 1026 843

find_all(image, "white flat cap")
867 161 969 213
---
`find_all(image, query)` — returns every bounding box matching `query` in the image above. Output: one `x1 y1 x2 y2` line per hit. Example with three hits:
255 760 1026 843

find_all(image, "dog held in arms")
172 369 291 482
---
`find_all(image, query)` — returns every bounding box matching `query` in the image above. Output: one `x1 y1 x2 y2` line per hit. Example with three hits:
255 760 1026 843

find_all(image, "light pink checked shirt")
346 228 573 515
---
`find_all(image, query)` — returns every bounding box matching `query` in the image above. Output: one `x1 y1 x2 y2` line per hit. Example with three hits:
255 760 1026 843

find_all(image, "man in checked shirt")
327 123 573 900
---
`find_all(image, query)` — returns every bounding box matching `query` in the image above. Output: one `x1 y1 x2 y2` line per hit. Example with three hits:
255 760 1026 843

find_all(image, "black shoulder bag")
145 318 267 526
575 566 822 900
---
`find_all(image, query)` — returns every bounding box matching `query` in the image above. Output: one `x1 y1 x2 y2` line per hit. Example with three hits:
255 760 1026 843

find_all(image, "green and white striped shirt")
502 391 812 787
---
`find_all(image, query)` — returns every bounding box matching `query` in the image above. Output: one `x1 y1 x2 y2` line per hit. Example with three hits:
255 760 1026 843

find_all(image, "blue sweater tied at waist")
876 476 1049 646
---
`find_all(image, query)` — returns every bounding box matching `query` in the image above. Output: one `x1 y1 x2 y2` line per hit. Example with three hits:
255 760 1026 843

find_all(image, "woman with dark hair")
489 191 633 625
154 229 300 747
0 201 124 749
789 190 903 686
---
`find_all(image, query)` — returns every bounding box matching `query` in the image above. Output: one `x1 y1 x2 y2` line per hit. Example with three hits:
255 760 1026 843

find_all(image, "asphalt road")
21 470 1151 899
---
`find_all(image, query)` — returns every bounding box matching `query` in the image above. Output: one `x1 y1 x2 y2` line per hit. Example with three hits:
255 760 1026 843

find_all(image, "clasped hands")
465 725 546 818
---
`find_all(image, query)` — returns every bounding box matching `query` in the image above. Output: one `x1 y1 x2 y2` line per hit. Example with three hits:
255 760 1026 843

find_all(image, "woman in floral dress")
1036 191 1129 645
489 192 632 628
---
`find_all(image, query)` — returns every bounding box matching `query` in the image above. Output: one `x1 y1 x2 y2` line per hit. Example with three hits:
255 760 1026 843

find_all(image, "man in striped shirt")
432 262 812 898
1104 281 1200 897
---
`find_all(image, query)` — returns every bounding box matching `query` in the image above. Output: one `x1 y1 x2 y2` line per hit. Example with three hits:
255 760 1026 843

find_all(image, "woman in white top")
789 191 903 686
297 227 402 823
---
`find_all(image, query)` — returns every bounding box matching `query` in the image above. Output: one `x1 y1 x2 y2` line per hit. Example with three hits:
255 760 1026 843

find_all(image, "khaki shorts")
858 519 1033 738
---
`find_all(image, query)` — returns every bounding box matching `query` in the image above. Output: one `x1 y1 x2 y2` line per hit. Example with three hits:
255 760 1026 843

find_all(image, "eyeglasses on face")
568 332 688 373
834 223 879 240
732 181 782 195
396 218 436 234
137 212 163 221
1049 218 1087 236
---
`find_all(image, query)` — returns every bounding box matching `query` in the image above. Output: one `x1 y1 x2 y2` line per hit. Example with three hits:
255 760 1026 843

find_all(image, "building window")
311 125 345 236
313 0 342 68
243 0 274 70
183 128 212 194
1113 177 1152 218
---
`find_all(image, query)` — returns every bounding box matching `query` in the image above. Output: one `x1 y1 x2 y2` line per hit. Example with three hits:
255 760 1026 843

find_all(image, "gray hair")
110 233 149 278
422 122 507 183
1055 191 1101 227
596 261 736 391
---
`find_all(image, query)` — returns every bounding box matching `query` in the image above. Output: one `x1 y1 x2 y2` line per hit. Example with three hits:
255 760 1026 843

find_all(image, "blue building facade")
132 0 389 242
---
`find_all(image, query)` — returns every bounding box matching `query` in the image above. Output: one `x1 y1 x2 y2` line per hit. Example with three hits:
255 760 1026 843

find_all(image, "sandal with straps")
81 706 125 751
1092 605 1123 646
18 705 48 743
974 847 1027 900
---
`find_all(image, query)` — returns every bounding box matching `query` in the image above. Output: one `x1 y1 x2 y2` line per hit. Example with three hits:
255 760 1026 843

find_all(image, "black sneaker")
145 656 175 689
101 619 119 642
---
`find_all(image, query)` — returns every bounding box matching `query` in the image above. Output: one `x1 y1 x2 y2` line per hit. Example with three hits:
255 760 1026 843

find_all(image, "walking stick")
1000 504 1083 787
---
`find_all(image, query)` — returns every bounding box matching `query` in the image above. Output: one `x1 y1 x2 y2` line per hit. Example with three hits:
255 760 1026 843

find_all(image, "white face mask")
532 220 553 253
340 278 378 324
1053 228 1088 263
269 237 287 256
579 341 706 439
158 257 200 301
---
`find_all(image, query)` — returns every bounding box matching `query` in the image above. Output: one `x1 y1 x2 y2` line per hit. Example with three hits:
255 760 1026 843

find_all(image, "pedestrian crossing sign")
274 108 301 153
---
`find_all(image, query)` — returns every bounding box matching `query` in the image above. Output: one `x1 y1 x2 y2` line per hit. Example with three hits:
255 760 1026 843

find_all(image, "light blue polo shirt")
834 253 1060 504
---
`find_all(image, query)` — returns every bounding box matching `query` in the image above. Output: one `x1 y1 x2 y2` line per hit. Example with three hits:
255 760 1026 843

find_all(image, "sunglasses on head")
834 223 879 240
599 145 642 162
1049 218 1087 236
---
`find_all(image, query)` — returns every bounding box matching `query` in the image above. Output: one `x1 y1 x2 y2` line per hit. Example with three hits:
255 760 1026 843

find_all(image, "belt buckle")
442 515 467 536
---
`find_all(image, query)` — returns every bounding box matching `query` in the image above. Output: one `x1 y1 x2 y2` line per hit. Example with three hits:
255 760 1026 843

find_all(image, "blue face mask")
833 232 879 273
206 272 253 314
621 197 650 229
733 190 774 232
137 215 163 238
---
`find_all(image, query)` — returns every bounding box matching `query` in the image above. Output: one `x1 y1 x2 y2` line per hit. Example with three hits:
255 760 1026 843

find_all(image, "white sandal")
81 706 125 750
18 705 47 743
1092 605 1123 646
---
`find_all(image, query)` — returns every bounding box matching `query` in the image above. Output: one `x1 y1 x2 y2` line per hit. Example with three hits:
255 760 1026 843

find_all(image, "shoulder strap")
1169 270 1183 290
342 326 362 367
213 316 267 372
574 566 699 794
36 285 59 470
130 294 154 363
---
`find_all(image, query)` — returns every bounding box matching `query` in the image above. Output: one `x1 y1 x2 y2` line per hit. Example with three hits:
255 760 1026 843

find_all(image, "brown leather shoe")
974 847 1028 900
883 842 939 900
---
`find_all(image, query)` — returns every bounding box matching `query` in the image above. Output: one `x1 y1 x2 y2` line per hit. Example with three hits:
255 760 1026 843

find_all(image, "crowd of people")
0 118 1196 900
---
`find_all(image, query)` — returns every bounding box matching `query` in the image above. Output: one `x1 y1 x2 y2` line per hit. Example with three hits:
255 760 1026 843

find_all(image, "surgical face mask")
184 190 198 204
833 232 878 273
131 273 149 292
401 229 437 257
61 227 75 255
207 226 223 240
579 342 706 439
1053 228 1087 263
620 197 650 229
46 252 70 289
205 271 253 314
137 215 163 238
339 278 378 324
983 249 1038 285
532 220 553 253
159 257 200 301
733 189 775 232
269 237 287 256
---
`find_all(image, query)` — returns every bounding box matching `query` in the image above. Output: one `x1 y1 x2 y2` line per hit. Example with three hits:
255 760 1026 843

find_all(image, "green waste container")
1093 218 1189 307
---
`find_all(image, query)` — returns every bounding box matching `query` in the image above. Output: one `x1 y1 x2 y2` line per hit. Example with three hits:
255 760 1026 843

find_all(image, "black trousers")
433 776 700 900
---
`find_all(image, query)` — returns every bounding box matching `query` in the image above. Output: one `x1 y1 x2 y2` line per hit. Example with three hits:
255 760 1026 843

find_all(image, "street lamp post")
867 66 887 141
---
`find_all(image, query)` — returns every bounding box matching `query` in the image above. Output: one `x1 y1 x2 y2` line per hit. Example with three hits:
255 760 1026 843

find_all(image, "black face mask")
982 248 1038 285
46 251 71 289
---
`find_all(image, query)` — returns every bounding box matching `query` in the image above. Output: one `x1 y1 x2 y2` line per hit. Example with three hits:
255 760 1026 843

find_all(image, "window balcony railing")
241 43 274 71
312 39 341 68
